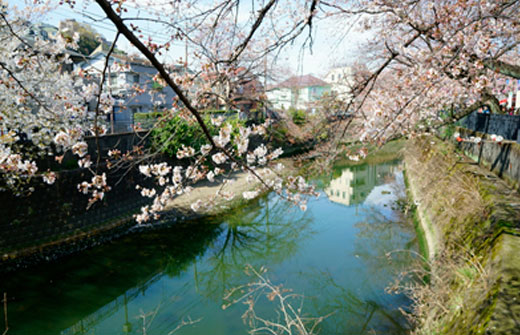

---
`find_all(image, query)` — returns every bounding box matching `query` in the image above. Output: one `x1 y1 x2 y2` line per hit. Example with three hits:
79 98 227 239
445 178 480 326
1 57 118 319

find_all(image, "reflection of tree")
354 183 417 281
1 221 221 335
196 195 314 300
305 270 410 335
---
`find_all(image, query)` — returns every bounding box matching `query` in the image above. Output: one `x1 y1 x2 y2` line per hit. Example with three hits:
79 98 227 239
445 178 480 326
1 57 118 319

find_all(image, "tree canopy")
0 0 519 220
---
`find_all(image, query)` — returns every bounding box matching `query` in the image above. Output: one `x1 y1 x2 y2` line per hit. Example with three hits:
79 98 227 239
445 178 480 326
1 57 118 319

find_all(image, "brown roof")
270 75 328 89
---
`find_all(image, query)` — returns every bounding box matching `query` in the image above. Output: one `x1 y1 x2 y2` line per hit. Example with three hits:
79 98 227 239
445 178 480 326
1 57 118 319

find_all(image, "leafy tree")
59 20 104 55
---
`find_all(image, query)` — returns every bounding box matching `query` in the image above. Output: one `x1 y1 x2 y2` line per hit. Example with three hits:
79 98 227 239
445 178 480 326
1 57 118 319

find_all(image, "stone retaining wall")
404 136 520 334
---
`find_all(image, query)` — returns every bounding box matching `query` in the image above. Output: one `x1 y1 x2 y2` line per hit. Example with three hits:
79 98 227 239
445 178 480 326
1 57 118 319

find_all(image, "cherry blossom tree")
0 2 96 193
0 0 322 222
320 0 520 143
4 0 517 222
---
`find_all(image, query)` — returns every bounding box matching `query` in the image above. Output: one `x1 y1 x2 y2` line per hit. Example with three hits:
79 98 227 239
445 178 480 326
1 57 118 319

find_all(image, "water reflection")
325 162 398 206
3 221 221 335
195 196 314 300
306 270 409 335
1 159 416 335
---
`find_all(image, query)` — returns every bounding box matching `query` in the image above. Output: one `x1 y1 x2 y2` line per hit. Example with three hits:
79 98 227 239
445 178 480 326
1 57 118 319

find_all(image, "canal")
1 160 418 335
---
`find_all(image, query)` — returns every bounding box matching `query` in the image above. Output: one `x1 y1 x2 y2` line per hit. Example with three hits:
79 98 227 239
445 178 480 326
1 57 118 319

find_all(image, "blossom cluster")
134 116 316 223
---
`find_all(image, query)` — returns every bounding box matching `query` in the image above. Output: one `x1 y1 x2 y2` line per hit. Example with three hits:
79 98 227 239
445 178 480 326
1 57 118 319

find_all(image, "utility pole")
185 22 188 70
263 55 268 119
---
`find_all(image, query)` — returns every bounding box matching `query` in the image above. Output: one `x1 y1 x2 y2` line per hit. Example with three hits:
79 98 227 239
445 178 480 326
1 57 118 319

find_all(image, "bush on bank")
151 114 244 157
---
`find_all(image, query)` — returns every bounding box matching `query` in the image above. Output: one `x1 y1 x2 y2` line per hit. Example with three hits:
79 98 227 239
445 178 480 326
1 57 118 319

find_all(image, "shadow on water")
1 221 222 335
196 196 314 300
1 159 417 335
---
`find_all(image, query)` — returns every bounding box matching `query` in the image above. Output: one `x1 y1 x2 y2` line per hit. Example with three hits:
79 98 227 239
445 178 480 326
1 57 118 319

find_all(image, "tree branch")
94 0 217 148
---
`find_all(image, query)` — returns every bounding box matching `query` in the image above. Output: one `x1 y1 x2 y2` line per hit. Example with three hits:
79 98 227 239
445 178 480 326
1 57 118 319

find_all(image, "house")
81 45 186 132
266 75 330 111
324 66 354 102
23 22 86 70
233 69 264 120
196 66 264 119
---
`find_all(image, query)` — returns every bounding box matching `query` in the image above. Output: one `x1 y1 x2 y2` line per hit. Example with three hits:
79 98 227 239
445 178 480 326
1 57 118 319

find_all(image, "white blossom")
72 141 88 157
201 144 212 155
191 199 204 212
139 165 152 177
212 152 227 164
242 190 259 199
42 171 56 185
141 188 156 198
78 157 92 169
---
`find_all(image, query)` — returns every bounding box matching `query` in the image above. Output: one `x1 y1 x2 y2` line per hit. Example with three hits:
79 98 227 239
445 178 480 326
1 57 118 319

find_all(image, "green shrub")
269 122 289 146
134 112 163 121
151 114 245 157
289 108 306 125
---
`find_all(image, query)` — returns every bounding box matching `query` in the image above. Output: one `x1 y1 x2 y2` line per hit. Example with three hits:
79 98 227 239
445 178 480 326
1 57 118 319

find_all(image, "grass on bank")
401 135 520 335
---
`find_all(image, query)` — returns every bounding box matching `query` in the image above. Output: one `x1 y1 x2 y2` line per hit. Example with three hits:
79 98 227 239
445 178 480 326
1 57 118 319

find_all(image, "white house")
266 75 331 110
324 66 354 102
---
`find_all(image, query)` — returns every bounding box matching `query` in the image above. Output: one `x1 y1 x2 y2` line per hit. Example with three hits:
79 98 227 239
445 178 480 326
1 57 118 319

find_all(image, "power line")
51 8 185 46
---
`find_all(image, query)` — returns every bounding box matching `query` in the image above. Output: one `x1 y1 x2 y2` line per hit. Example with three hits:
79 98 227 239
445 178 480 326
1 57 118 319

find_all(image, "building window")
109 74 117 86
331 74 335 81
132 74 140 84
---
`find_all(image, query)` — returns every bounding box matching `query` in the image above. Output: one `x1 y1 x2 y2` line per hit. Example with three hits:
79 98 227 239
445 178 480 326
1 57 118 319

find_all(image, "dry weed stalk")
2 293 7 335
387 244 491 334
223 265 331 335
137 303 201 335
405 138 487 243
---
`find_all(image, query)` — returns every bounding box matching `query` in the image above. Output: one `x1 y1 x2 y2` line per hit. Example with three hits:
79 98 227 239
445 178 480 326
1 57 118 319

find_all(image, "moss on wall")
404 135 520 334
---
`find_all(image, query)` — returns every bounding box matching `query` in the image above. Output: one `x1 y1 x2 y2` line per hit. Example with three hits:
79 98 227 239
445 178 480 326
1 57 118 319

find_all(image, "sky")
9 0 372 80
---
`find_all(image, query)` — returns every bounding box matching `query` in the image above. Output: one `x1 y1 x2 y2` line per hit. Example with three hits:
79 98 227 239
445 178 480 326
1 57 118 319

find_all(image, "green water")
1 160 417 335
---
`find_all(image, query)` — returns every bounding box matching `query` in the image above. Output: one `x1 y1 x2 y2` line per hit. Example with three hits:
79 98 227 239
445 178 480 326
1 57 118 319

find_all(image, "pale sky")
10 0 372 80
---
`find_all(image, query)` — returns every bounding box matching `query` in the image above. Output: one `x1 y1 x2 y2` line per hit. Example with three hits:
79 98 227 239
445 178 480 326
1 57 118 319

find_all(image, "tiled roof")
270 75 328 89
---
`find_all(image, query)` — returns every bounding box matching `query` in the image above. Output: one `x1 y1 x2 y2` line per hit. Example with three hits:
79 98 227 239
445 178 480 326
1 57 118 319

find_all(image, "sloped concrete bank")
404 136 520 334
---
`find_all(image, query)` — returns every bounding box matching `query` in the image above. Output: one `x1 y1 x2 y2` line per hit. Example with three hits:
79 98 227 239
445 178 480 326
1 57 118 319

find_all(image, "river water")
1 160 417 335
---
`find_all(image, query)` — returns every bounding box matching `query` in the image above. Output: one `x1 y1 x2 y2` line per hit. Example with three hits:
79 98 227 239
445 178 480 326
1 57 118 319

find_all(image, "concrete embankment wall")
404 136 520 334
0 131 152 269
0 165 151 264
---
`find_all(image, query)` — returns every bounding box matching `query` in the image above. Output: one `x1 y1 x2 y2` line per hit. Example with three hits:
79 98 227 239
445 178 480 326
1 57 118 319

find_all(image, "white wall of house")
266 87 292 110
267 85 331 110
325 169 354 206
325 66 354 101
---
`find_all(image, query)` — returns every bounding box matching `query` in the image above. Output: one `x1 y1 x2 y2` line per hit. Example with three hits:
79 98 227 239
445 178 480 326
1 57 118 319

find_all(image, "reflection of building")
325 169 354 206
325 163 396 206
